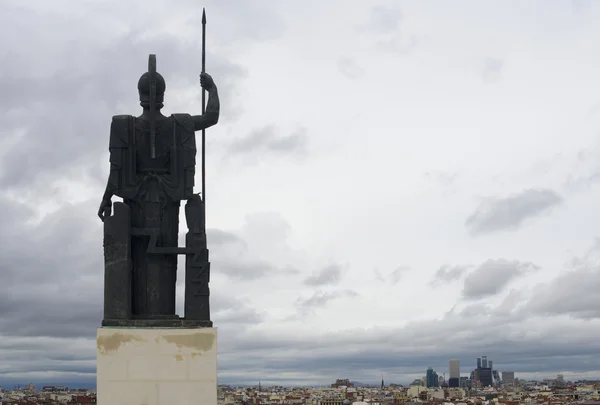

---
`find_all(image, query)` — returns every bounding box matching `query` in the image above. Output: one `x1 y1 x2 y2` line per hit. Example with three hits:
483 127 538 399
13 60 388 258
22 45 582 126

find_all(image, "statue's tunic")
107 113 196 318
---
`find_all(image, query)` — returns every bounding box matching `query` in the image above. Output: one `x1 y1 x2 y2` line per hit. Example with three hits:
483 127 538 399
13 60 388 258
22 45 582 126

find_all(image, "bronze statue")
98 53 219 327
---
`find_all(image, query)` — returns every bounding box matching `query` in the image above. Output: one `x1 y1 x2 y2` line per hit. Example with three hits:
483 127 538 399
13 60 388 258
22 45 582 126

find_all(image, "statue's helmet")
138 54 166 106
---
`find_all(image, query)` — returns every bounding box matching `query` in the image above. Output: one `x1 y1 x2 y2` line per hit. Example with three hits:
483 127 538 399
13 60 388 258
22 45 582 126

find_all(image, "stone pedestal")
97 327 217 405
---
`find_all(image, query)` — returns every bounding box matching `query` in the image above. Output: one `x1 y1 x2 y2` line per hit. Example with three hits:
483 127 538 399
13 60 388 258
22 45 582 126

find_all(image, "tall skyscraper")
477 368 493 387
448 359 460 388
474 355 493 387
426 368 433 387
426 367 437 388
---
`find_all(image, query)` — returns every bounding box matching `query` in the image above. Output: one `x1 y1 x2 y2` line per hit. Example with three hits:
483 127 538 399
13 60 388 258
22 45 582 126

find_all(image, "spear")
201 7 207 219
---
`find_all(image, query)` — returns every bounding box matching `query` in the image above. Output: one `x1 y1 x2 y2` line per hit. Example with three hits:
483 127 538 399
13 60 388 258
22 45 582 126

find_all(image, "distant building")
42 386 68 392
426 367 439 388
473 355 493 386
475 368 493 387
502 371 515 385
449 359 460 387
331 379 354 388
70 395 96 405
320 399 345 405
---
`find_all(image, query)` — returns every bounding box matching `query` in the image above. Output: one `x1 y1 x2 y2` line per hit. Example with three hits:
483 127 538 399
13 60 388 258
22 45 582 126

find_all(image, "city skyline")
0 356 590 388
2 376 599 405
2 0 600 388
0 371 594 390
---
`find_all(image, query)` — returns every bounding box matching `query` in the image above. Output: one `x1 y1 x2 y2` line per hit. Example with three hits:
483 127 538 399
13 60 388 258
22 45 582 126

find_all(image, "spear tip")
202 8 206 24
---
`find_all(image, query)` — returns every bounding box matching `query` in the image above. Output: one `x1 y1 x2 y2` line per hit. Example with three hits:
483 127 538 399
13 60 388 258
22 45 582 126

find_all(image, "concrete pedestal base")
96 327 217 405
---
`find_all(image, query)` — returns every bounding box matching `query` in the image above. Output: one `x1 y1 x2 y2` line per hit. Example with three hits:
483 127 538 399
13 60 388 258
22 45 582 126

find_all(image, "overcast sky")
1 0 600 388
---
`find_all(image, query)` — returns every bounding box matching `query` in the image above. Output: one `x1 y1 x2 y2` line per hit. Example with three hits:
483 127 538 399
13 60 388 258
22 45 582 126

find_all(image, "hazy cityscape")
1 370 599 405
1 355 599 405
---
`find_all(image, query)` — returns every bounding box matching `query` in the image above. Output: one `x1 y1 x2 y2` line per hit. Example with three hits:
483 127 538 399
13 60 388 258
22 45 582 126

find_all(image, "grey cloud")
0 197 104 339
0 335 97 385
564 170 600 192
494 289 528 317
389 266 410 285
424 170 458 186
214 258 276 280
189 0 286 43
0 2 247 192
571 0 593 13
209 212 303 282
524 250 600 319
337 56 364 79
357 6 420 54
430 264 470 286
227 125 309 158
304 265 342 286
563 144 600 192
216 308 600 386
465 188 563 235
296 290 358 309
207 229 246 247
375 34 421 54
462 259 540 299
374 266 409 284
209 217 297 281
459 302 492 317
362 6 402 34
481 57 504 83
212 294 263 326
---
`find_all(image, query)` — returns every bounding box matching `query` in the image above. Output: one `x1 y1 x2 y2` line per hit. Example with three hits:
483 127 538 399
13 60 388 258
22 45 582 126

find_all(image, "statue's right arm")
192 85 220 131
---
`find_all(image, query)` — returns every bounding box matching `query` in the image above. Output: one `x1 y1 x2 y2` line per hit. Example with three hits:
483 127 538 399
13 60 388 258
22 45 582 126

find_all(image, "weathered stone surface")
97 327 218 405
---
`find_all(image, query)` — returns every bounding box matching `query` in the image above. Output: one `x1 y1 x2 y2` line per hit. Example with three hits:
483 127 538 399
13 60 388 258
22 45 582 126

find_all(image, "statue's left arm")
192 72 220 131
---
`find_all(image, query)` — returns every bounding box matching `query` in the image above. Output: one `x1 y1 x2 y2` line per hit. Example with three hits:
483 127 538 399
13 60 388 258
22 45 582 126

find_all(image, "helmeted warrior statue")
98 54 219 327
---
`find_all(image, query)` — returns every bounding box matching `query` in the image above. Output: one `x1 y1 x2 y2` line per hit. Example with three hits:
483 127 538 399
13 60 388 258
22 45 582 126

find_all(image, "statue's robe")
107 113 196 318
